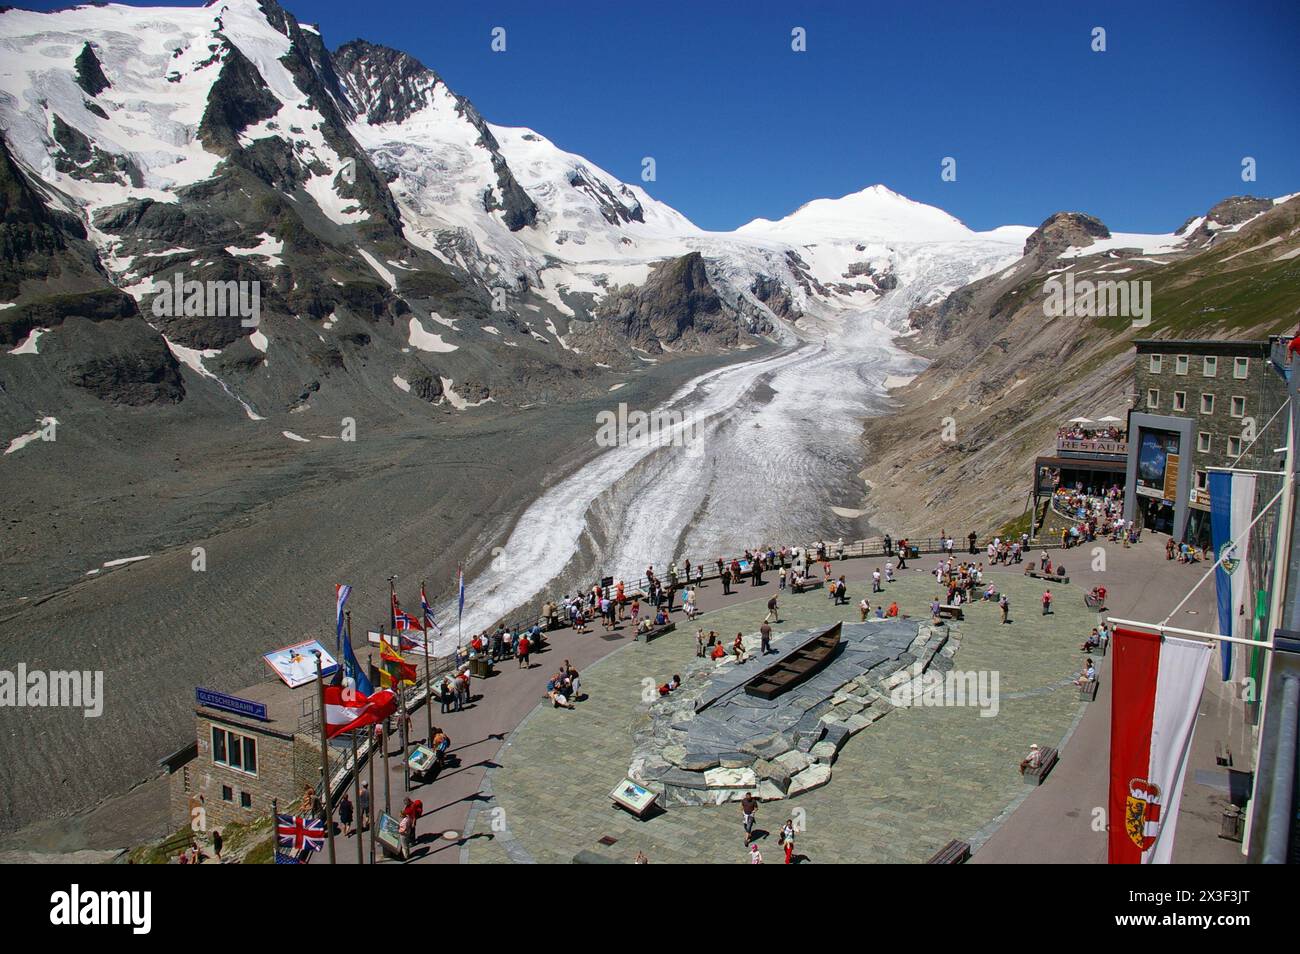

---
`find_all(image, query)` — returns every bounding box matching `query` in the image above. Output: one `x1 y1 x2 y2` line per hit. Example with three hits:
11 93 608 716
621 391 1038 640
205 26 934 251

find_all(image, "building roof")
1134 338 1272 357
195 678 308 739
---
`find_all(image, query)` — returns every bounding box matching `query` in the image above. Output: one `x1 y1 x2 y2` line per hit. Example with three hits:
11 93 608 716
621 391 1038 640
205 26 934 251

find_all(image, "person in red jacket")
517 634 531 668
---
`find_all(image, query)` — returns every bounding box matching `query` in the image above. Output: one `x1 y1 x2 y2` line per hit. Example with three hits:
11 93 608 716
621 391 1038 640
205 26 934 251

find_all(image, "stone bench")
1025 569 1070 585
636 621 675 644
1022 746 1058 785
925 839 971 864
1078 677 1099 702
791 578 824 593
937 604 964 620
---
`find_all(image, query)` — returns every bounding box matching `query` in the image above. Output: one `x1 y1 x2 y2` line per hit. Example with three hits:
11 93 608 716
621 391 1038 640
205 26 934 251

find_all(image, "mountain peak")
735 183 974 244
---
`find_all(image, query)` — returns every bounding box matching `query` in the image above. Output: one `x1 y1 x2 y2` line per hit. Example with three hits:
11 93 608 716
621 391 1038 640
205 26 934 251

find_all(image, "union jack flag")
276 813 325 853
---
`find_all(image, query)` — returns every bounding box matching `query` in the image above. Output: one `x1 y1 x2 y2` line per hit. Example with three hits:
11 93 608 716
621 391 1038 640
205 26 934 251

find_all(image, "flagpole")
313 651 336 864
380 629 391 817
367 730 376 864
272 797 278 863
400 677 411 794
422 580 433 745
351 729 363 865
458 564 463 649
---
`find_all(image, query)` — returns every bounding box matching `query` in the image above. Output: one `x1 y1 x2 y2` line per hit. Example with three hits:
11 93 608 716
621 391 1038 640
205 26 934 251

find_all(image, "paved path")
972 535 1249 863
328 563 860 863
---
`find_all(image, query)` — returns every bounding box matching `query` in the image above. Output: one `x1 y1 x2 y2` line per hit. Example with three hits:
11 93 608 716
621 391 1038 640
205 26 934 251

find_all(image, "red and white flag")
1108 627 1212 863
322 684 397 739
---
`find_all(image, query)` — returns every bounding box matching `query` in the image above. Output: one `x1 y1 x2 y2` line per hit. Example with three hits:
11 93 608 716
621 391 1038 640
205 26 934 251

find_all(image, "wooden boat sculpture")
743 621 842 699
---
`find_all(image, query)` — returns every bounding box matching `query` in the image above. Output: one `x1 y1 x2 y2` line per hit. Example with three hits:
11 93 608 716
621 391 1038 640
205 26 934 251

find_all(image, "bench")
937 604 964 620
636 622 675 644
791 578 824 593
1215 741 1233 767
572 850 625 864
925 839 971 864
1021 746 1059 785
1078 677 1099 702
1026 569 1070 585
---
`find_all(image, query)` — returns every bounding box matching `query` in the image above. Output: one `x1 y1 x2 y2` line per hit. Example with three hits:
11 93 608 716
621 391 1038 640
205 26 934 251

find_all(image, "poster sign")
409 744 438 775
1163 453 1181 501
376 812 403 855
609 778 657 817
1136 428 1180 499
263 640 338 688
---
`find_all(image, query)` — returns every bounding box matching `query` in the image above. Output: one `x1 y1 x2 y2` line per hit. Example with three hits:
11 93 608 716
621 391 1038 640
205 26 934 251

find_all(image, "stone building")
164 681 338 835
1126 337 1290 543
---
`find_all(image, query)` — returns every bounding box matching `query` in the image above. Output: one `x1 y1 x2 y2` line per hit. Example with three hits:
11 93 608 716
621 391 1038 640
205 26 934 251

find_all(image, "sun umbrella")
1067 417 1094 424
1097 415 1123 423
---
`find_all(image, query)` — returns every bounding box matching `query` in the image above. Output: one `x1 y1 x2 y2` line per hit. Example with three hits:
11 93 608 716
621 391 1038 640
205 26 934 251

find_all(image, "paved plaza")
464 559 1095 864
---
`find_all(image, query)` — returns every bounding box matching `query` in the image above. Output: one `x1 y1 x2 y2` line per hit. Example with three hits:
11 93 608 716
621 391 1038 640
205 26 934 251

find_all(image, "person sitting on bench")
1074 659 1097 687
886 601 899 618
1081 629 1101 652
1019 743 1043 775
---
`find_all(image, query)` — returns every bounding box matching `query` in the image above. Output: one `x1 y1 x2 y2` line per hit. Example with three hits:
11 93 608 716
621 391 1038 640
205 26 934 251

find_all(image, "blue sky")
26 0 1300 232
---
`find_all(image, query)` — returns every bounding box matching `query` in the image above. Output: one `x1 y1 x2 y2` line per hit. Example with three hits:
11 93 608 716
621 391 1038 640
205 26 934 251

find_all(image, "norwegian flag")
276 814 325 853
392 592 425 632
322 683 398 739
420 583 443 637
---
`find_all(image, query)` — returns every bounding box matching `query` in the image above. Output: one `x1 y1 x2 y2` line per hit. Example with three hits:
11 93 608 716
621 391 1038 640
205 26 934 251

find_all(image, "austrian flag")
1107 627 1212 863
322 683 397 739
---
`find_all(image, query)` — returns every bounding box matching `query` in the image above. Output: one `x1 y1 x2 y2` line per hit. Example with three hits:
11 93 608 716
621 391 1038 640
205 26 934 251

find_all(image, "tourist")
741 792 758 844
780 820 795 864
358 782 370 832
684 587 698 620
872 568 882 593
697 628 707 658
400 796 422 857
1074 658 1097 688
760 620 773 655
1082 628 1101 652
338 792 354 838
1018 743 1042 776
886 601 898 618
722 566 733 596
836 576 848 605
733 632 748 664
635 851 649 864
930 598 942 623
749 843 763 864
884 561 894 584
545 674 575 709
710 640 728 661
897 538 908 569
212 828 223 861
968 531 978 555
1042 589 1053 616
765 595 779 623
517 633 531 668
859 596 871 621
779 566 787 590
999 594 1010 624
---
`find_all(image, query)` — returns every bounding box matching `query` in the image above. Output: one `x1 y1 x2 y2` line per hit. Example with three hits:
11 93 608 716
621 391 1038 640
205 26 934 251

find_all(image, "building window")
1147 388 1159 409
1173 391 1187 412
1175 355 1189 375
1230 396 1246 418
221 785 233 802
1201 393 1214 415
1198 431 1212 453
1228 436 1243 457
1203 356 1217 377
240 792 253 809
1195 470 1207 490
1234 357 1249 379
211 725 258 777
1149 354 1162 373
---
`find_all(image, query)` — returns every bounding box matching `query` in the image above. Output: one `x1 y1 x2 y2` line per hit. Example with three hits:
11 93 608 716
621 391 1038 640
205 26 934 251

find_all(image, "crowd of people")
1052 485 1131 547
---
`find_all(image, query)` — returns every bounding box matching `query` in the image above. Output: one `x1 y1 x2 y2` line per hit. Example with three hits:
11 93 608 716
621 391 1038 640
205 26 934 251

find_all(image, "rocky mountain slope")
858 194 1300 535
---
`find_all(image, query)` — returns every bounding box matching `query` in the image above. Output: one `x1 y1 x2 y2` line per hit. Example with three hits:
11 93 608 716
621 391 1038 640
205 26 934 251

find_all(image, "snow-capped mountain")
0 0 1039 424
